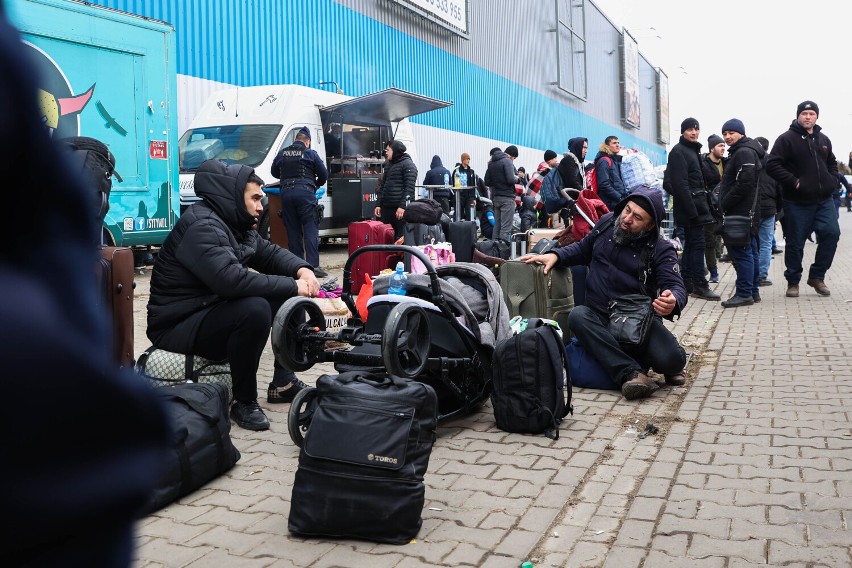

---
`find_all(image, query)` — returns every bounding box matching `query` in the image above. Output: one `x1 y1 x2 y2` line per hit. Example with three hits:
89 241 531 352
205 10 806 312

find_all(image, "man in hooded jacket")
524 187 688 400
484 145 521 242
375 139 417 239
423 154 452 212
147 159 320 431
766 100 840 298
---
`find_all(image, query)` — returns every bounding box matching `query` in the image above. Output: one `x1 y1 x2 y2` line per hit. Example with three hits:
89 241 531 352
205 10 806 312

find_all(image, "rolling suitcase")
97 246 135 368
500 260 574 343
446 220 477 263
348 220 395 293
402 222 446 271
289 372 438 544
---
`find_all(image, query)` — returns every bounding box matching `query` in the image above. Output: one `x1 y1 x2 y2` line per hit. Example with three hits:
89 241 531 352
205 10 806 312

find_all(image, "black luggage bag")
289 372 438 544
447 220 477 263
141 382 241 515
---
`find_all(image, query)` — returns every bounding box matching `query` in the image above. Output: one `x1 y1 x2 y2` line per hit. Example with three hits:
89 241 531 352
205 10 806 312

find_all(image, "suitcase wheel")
381 302 431 379
288 386 318 448
271 297 326 372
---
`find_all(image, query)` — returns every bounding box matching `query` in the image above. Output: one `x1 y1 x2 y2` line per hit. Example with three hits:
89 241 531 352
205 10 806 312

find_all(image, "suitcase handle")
336 371 407 389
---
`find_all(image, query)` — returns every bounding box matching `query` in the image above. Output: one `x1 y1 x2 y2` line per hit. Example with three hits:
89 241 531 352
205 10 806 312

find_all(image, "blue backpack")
539 167 566 214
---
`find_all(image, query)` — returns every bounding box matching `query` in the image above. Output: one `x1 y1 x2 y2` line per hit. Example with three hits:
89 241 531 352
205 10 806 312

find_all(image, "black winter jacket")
757 164 782 220
423 155 451 198
147 161 311 352
552 187 687 318
719 137 765 228
484 150 518 198
665 136 714 227
378 150 417 209
766 120 838 204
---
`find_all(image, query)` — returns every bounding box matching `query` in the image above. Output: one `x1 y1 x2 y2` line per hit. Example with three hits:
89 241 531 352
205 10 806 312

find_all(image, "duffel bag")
136 346 232 403
141 382 241 515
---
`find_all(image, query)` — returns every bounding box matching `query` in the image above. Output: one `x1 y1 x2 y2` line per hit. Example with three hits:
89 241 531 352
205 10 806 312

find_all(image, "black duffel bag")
141 382 240 516
402 198 443 224
289 372 438 544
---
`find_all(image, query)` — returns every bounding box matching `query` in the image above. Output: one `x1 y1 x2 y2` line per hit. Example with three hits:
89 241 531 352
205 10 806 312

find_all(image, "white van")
177 85 450 238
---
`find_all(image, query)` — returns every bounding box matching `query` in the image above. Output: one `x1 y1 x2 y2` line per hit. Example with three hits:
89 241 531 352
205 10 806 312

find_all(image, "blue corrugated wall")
92 0 665 163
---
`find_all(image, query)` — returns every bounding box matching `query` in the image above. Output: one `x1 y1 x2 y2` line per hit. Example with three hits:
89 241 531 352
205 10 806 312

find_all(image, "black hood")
568 137 587 160
788 119 822 138
429 155 443 169
194 159 256 233
730 136 766 160
614 185 666 229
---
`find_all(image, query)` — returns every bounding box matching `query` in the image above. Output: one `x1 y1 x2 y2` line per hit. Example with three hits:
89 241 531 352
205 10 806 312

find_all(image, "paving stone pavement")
131 217 852 567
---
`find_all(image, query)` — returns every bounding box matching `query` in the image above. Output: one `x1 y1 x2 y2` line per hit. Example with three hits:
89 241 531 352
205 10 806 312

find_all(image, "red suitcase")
348 220 395 293
97 246 135 369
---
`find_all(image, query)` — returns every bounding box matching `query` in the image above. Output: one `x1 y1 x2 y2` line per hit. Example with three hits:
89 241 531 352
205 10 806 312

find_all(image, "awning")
320 88 452 127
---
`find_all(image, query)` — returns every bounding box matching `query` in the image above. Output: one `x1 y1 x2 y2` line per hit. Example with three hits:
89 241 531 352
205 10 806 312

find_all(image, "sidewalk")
132 218 852 568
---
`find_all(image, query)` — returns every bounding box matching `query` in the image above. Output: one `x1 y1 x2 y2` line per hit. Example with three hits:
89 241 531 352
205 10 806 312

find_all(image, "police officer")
272 126 330 277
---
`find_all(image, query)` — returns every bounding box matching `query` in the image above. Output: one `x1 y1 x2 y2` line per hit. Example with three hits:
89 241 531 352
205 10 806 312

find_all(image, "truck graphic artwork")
9 0 179 248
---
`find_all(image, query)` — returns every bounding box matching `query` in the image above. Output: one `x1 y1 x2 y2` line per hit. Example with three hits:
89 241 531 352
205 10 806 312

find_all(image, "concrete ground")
131 216 852 568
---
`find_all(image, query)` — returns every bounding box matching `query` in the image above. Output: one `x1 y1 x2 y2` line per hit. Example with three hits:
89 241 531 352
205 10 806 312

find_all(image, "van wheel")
257 209 270 240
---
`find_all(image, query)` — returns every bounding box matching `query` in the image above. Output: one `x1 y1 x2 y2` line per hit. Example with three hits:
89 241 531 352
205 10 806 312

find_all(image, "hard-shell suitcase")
97 246 135 368
446 220 477 263
402 222 446 271
500 260 574 343
527 228 562 249
289 372 438 544
348 220 395 293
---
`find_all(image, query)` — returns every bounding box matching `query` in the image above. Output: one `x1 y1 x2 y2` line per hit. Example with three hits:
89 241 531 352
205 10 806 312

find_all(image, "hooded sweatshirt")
557 137 588 191
423 155 452 198
148 159 310 351
552 186 687 318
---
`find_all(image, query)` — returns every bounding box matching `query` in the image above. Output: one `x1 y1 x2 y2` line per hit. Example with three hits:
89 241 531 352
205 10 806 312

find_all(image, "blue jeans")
681 224 707 289
757 216 775 279
280 187 320 266
782 198 840 284
728 236 759 298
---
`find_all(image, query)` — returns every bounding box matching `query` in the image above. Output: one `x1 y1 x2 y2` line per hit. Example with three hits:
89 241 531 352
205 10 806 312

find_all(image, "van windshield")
178 124 282 173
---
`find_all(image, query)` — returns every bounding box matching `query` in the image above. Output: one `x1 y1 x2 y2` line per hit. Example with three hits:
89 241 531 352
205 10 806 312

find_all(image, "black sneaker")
758 278 772 286
267 378 309 404
313 266 329 278
230 400 270 431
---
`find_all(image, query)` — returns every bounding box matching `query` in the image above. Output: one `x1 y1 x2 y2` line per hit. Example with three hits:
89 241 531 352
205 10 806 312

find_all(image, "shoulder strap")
637 235 659 296
589 214 615 244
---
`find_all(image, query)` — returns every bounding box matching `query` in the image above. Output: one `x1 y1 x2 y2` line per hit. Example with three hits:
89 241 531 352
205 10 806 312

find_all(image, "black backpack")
491 318 572 439
402 198 443 224
58 136 122 224
475 238 510 260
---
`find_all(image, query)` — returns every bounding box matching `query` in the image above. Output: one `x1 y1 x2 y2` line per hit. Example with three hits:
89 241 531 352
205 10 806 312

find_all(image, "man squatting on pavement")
524 187 688 400
147 159 320 431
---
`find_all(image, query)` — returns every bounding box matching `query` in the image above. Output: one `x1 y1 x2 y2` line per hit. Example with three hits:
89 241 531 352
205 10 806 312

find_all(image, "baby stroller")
271 245 512 446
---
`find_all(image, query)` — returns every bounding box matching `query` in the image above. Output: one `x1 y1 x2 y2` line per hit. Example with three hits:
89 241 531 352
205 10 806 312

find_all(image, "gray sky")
592 0 852 162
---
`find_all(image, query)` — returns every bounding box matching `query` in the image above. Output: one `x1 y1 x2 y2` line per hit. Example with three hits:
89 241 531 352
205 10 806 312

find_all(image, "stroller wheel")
271 297 325 372
381 302 431 379
287 386 318 448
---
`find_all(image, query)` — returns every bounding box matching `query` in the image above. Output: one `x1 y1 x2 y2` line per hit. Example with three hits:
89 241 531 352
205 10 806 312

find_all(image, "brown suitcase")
97 246 135 368
526 228 562 248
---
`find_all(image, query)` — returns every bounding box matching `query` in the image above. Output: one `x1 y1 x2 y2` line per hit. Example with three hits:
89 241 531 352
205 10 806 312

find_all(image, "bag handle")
335 371 407 389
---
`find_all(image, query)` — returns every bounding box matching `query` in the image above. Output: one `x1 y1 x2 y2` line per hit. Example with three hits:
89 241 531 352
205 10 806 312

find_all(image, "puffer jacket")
484 150 517 198
377 142 417 208
766 120 838 204
593 147 627 210
552 186 687 319
147 160 311 352
423 155 451 198
719 137 765 229
664 136 714 227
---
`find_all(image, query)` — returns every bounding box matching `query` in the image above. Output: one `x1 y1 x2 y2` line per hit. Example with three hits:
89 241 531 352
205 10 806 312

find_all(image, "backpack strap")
637 235 659 296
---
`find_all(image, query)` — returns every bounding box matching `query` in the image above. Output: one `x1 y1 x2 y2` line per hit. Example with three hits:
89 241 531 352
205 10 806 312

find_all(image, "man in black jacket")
664 118 720 301
374 139 417 239
484 145 521 242
718 119 764 308
766 101 840 298
148 159 320 430
700 134 725 283
754 136 783 286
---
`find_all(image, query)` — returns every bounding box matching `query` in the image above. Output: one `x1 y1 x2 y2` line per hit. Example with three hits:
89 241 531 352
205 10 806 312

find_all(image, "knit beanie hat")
721 118 745 136
796 100 819 117
680 117 699 133
461 152 471 161
505 145 519 158
543 149 557 162
707 134 724 149
297 126 311 139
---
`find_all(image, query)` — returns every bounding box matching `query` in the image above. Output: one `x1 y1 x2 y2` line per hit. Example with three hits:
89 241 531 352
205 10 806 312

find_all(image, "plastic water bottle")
388 262 407 296
443 172 450 186
460 171 468 187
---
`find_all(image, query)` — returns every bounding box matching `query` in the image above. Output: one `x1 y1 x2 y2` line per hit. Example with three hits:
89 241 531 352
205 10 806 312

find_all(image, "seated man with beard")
524 187 688 400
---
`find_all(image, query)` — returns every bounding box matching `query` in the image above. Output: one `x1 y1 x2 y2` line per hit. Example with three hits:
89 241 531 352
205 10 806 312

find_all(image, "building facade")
92 0 667 178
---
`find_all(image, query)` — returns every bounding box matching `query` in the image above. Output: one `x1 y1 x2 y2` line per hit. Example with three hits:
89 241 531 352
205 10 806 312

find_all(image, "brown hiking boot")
621 372 658 400
806 278 830 296
786 283 799 298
